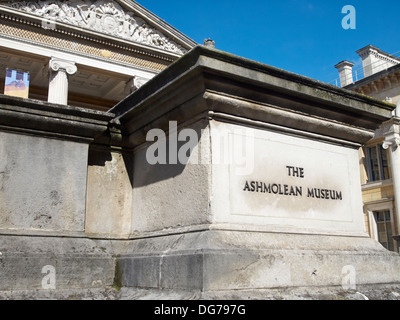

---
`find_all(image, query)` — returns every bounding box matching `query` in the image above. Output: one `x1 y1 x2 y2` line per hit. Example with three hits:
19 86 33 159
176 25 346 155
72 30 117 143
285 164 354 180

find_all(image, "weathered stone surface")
0 94 116 237
0 131 88 233
112 230 400 294
107 46 400 299
0 235 115 292
0 94 116 295
1 285 400 300
131 120 211 235
85 147 133 239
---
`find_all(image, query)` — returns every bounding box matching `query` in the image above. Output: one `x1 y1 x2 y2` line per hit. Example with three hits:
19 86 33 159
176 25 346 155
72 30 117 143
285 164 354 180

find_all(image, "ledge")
111 46 394 147
0 94 114 143
362 179 393 191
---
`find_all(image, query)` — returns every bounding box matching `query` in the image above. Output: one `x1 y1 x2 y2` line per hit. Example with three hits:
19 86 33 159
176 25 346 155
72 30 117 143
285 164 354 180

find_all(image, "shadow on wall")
88 120 209 189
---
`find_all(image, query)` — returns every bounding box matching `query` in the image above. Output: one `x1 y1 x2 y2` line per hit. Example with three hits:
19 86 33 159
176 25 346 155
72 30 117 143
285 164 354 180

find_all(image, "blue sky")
138 0 400 85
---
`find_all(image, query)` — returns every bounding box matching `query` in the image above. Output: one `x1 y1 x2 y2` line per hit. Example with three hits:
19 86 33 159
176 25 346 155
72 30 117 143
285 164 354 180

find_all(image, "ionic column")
124 76 150 95
48 57 77 105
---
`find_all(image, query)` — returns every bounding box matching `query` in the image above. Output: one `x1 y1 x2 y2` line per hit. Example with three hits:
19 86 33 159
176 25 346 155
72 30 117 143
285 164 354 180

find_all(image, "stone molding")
0 94 114 143
357 45 400 65
111 46 395 148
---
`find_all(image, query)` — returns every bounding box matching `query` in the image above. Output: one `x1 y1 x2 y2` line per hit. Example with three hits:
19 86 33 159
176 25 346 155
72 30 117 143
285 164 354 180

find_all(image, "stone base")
114 230 400 295
0 235 115 292
1 284 400 301
1 230 400 300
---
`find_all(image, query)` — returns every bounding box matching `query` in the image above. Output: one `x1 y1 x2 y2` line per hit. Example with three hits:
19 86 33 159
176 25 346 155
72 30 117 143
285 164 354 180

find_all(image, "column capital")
124 76 149 94
49 57 77 75
383 132 400 150
382 118 400 150
124 77 137 95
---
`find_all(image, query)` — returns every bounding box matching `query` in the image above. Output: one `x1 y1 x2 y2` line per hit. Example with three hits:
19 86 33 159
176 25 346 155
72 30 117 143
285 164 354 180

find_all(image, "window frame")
365 201 397 252
374 210 394 251
365 144 391 183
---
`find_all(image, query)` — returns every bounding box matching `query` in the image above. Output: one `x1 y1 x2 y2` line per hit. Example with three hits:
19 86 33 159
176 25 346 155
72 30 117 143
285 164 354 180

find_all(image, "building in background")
335 45 400 252
0 0 197 110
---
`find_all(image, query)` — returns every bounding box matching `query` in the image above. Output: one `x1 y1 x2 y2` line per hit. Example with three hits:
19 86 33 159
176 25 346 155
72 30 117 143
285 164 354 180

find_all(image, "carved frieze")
5 0 187 54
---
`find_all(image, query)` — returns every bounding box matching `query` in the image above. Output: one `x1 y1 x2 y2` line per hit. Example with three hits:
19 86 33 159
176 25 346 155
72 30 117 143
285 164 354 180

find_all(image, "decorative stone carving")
6 0 187 54
383 133 400 151
49 57 77 75
382 119 400 151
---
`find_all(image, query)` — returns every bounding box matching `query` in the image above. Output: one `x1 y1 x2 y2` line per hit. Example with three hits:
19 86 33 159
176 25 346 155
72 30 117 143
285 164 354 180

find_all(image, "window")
374 210 394 251
366 145 390 182
4 69 30 99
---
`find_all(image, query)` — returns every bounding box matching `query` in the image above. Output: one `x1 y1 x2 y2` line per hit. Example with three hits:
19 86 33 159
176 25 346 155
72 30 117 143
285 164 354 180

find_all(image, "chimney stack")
334 61 355 87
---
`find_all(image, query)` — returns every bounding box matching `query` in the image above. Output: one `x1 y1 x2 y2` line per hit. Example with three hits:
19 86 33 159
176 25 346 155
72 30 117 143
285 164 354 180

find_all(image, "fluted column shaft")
47 58 77 105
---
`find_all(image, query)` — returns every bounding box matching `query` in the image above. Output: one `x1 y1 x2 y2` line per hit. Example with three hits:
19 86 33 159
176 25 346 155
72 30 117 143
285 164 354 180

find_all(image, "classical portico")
0 0 197 110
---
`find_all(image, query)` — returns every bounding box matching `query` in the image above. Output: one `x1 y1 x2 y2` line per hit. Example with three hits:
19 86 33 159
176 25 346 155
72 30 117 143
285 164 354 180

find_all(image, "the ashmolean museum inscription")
243 165 343 201
211 122 365 232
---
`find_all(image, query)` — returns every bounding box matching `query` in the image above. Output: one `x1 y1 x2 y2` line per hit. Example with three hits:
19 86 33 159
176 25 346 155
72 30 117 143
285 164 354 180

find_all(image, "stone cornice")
111 46 394 148
113 46 396 117
357 45 400 64
0 94 114 143
346 65 400 95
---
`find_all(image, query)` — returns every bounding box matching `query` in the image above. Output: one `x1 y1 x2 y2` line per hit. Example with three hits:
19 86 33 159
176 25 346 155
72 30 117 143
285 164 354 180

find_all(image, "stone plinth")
0 94 115 292
1 45 400 299
108 46 400 298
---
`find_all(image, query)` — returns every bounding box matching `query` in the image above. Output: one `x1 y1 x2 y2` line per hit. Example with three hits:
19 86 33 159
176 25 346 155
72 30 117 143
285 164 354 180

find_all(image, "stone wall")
1 46 400 299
